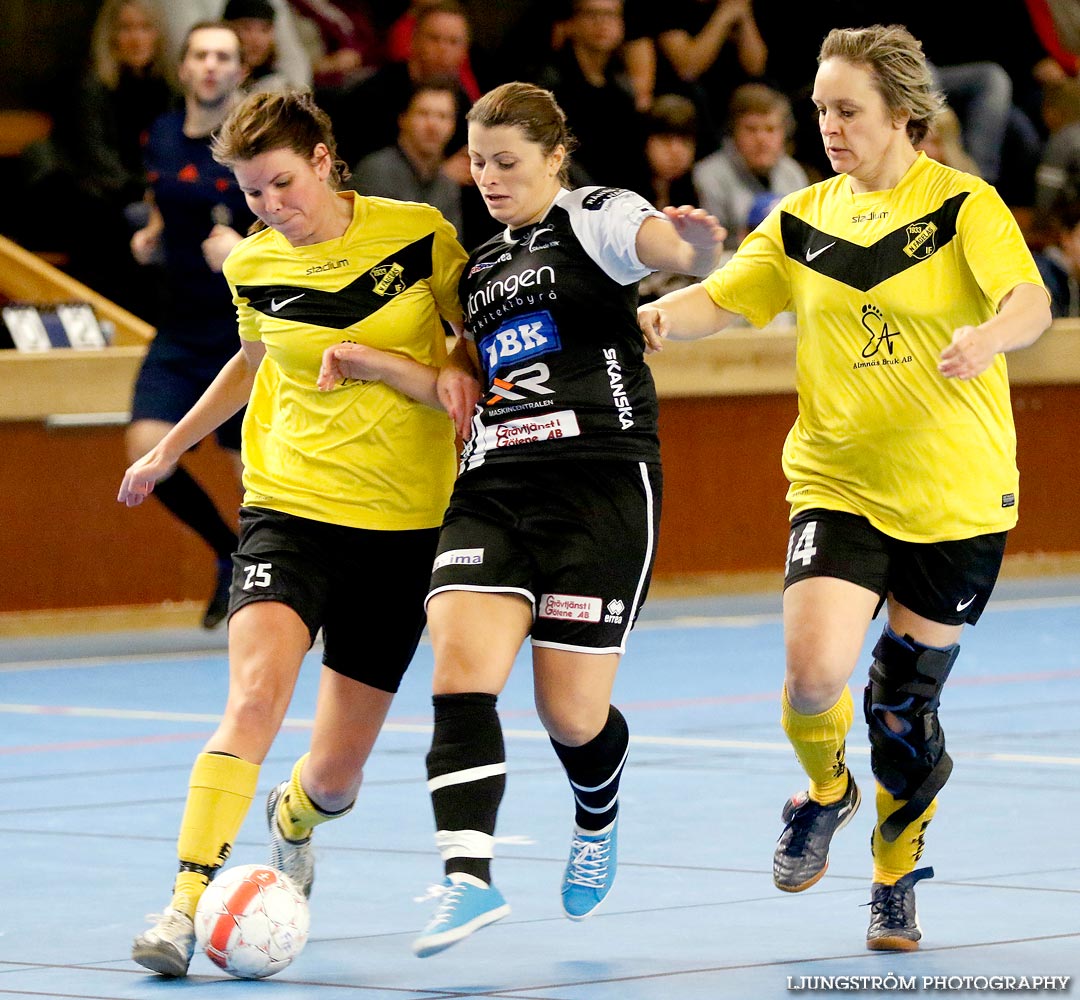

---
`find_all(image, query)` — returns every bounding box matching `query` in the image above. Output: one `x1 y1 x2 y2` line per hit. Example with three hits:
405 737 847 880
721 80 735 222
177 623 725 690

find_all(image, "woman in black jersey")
326 80 724 957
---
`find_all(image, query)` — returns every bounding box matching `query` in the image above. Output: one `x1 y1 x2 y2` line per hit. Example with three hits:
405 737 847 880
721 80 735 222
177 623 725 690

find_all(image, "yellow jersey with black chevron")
703 152 1046 542
223 192 467 530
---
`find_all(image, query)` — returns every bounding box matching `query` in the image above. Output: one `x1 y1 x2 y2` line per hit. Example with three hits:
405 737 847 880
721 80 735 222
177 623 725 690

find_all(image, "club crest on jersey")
903 221 937 259
371 262 406 296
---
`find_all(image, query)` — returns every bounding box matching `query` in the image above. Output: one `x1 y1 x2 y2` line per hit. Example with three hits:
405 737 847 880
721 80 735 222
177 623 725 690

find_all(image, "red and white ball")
194 864 310 979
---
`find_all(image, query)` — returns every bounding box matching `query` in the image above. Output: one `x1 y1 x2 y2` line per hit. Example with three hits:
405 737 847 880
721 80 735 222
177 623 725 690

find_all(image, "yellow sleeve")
222 251 261 343
958 182 1047 308
429 212 468 327
701 212 794 328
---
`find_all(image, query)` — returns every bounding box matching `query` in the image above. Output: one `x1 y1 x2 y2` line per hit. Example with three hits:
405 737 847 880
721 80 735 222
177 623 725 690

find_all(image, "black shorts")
783 508 1008 626
428 460 662 654
131 332 244 450
231 506 439 692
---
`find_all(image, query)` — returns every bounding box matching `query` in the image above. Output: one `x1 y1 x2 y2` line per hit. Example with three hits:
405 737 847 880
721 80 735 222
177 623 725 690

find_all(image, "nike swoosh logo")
956 594 977 612
270 293 305 312
805 242 836 262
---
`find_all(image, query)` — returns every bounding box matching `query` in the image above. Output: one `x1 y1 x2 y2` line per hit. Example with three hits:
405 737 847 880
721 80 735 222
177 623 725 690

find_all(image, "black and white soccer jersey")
458 186 665 471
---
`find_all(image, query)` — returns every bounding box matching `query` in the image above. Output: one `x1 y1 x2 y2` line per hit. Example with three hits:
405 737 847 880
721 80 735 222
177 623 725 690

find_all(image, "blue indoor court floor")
2 575 1078 1000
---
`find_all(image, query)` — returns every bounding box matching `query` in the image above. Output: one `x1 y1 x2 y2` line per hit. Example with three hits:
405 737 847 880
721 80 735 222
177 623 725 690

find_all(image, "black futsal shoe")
773 773 861 892
866 867 934 951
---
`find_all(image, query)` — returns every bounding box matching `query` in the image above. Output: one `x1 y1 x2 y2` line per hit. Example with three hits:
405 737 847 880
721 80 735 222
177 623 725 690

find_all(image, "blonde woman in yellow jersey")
639 24 1052 951
118 88 476 977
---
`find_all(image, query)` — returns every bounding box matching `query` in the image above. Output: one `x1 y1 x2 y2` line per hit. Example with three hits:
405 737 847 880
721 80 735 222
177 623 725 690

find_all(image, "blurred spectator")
692 82 808 250
1025 0 1080 85
348 80 464 235
23 0 175 318
638 93 703 302
387 0 481 101
626 0 767 156
287 0 383 94
642 93 699 208
327 1 473 169
534 0 648 193
1035 78 1080 222
1033 193 1080 316
150 0 312 88
918 106 981 176
126 21 255 629
224 0 290 92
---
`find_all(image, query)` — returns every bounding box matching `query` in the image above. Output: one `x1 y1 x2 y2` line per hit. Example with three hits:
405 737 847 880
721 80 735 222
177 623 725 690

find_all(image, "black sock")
550 705 629 832
427 692 506 883
152 465 237 559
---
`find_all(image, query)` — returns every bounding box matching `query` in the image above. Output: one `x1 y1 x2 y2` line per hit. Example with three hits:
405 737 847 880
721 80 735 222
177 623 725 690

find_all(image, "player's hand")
130 226 161 265
938 325 999 380
318 342 384 390
663 205 726 250
117 450 177 507
202 225 243 273
638 304 669 354
437 364 479 441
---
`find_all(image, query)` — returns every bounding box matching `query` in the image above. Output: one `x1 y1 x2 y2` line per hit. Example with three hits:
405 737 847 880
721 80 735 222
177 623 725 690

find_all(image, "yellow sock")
871 783 937 885
781 684 854 805
275 752 354 842
169 752 260 917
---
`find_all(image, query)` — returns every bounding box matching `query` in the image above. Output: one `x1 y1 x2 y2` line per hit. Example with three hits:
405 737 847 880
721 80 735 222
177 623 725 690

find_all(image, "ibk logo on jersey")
480 310 560 369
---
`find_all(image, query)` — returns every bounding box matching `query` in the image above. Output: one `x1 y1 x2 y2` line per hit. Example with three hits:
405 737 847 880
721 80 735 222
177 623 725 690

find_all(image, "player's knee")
863 625 959 799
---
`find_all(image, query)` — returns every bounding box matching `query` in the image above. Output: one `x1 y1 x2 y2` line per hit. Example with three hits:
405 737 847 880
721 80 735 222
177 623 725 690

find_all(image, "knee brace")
864 626 959 842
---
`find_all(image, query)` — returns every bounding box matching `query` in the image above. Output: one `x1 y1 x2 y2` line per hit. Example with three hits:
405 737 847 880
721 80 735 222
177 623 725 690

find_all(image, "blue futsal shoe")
561 819 617 920
412 873 510 958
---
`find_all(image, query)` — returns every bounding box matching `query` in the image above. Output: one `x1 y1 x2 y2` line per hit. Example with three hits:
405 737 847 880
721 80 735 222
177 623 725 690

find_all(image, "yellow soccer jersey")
223 193 467 530
703 152 1046 542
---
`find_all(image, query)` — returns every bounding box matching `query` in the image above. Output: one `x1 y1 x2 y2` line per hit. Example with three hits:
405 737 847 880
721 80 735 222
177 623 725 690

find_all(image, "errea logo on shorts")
539 594 602 622
433 548 484 571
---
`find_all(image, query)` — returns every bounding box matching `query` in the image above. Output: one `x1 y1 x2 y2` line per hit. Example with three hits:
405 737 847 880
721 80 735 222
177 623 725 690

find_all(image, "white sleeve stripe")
427 762 507 793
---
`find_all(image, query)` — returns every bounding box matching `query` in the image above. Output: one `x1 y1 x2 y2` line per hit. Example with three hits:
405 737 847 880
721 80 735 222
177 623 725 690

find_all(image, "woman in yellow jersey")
118 88 477 977
639 25 1052 951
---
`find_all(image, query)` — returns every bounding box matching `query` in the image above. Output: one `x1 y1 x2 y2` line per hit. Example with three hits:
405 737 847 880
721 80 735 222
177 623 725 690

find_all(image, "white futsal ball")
194 864 310 979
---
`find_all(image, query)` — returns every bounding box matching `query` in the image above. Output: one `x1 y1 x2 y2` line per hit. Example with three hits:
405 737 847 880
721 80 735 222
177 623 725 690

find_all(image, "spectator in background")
1034 193 1080 316
626 0 768 156
286 0 383 94
328 2 473 171
693 82 808 250
27 0 175 319
1025 0 1080 85
150 0 313 88
349 80 464 236
639 94 703 302
918 106 981 176
387 0 481 101
126 22 254 630
224 0 290 92
534 0 648 194
1035 78 1080 224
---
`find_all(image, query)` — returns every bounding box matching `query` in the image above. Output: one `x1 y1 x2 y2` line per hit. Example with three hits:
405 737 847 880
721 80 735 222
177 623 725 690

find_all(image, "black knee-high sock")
152 466 237 560
426 692 506 883
550 705 629 832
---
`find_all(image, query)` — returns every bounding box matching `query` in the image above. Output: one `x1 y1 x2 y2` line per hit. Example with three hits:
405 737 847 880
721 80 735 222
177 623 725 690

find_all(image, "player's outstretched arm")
117 343 262 506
